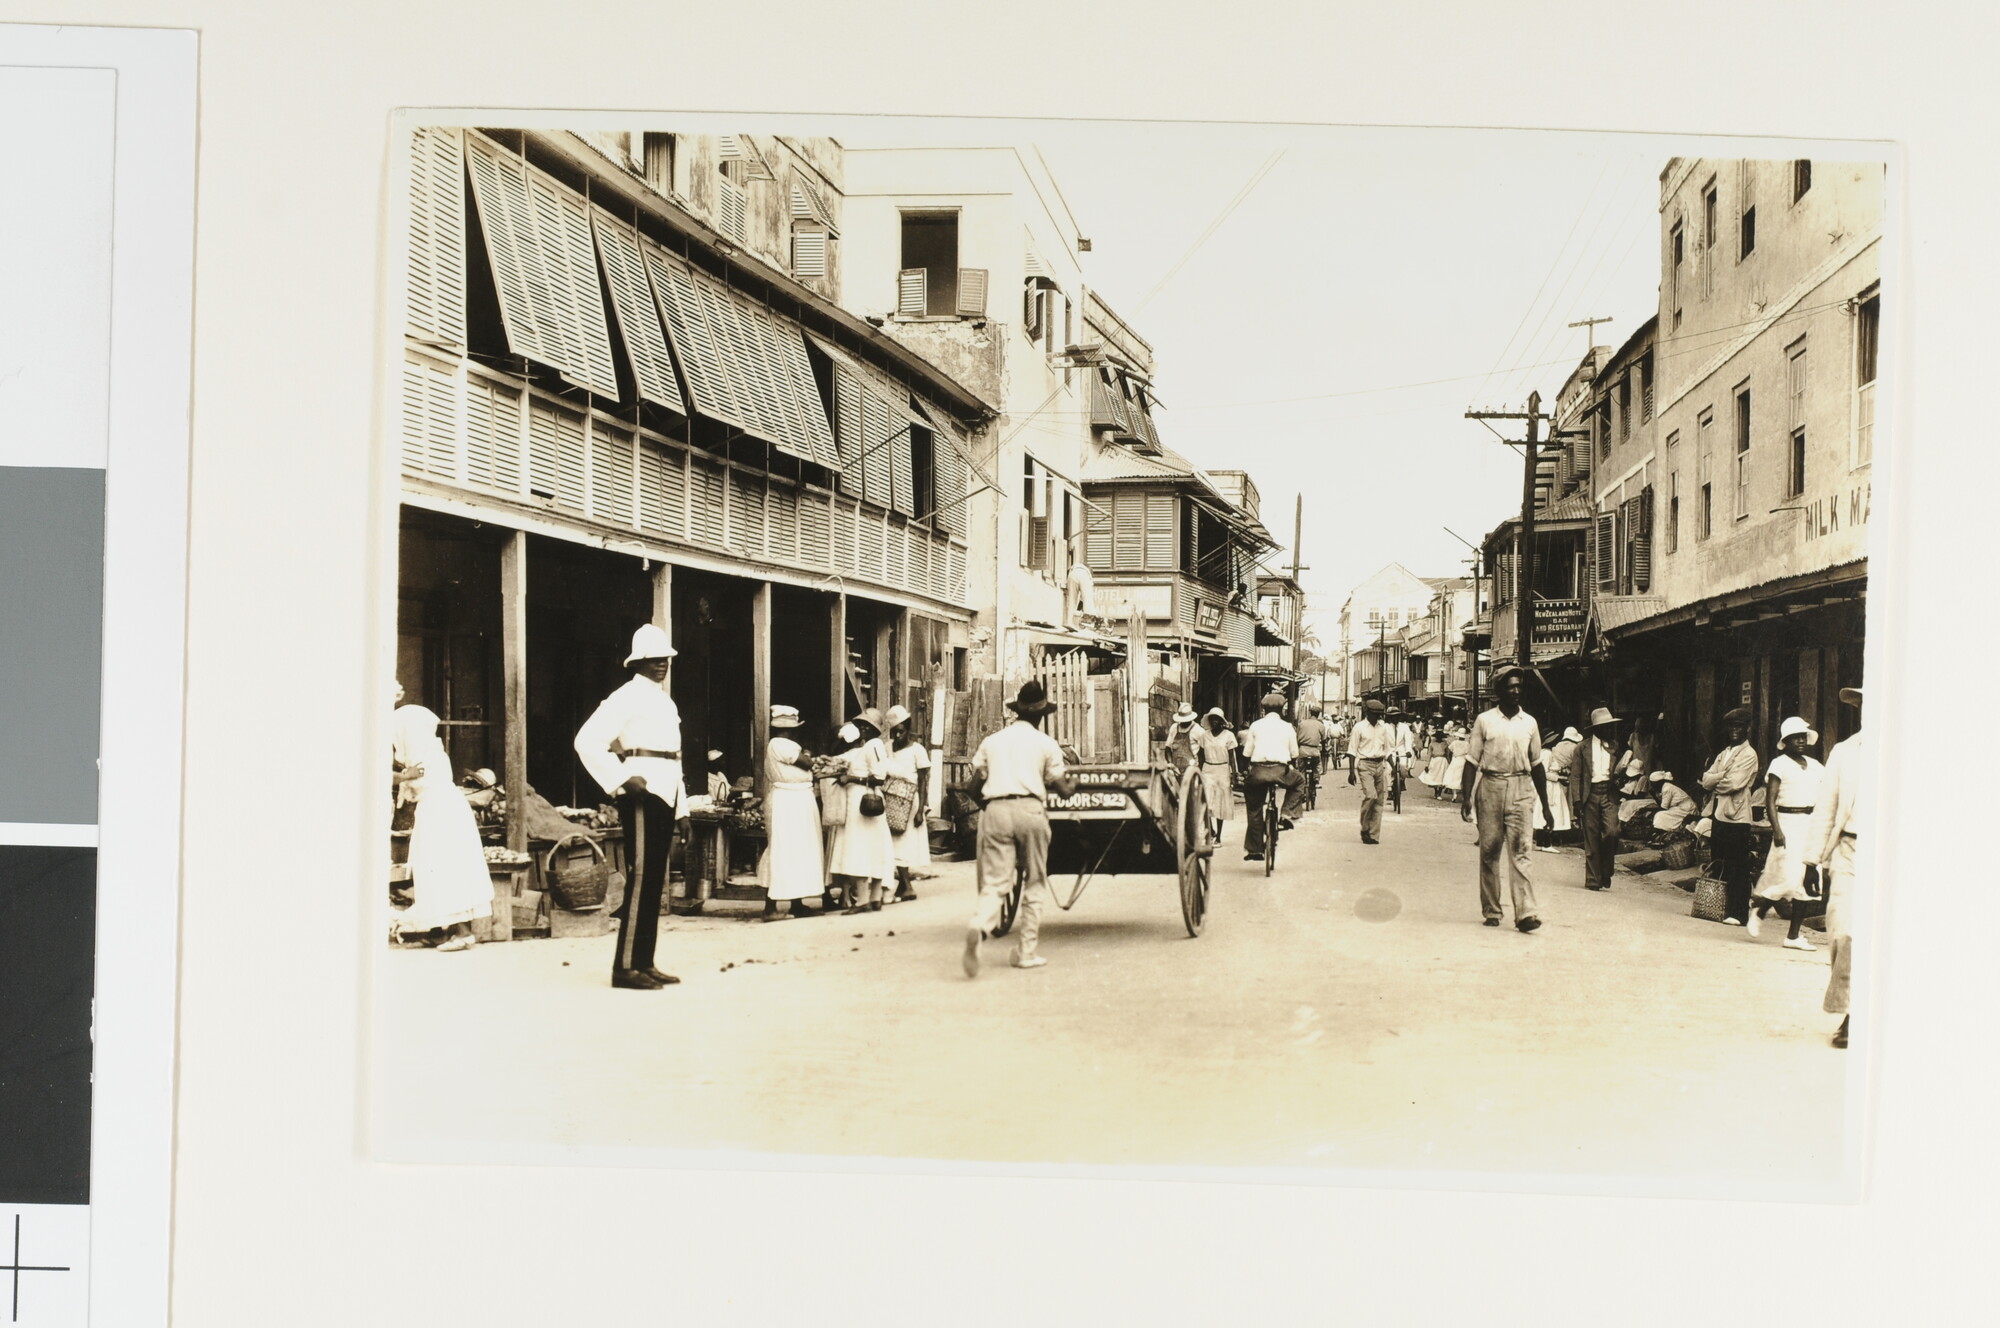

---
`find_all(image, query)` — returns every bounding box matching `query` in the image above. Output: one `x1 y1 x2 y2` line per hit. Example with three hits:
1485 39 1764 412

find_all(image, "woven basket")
1690 870 1728 922
1661 835 1698 870
544 834 610 912
881 776 919 833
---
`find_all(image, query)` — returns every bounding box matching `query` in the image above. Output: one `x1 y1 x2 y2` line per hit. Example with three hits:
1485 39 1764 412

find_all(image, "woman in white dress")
1749 717 1826 949
1537 727 1581 839
827 708 896 914
1420 725 1451 796
1194 708 1238 843
882 704 932 902
390 693 492 950
1440 723 1470 803
758 705 822 922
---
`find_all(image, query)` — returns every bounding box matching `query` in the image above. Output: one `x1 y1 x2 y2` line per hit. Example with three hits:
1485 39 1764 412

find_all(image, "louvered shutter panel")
399 356 428 476
1621 497 1643 593
889 406 915 516
769 482 799 561
956 268 988 318
591 211 684 414
1085 501 1111 567
645 244 743 430
551 188 620 397
1594 513 1617 589
695 275 767 439
1113 491 1145 570
729 470 766 555
406 127 466 348
775 324 840 469
1145 495 1177 570
718 179 747 242
792 227 827 278
800 491 832 565
862 391 895 509
898 269 927 317
833 368 866 498
1631 489 1654 592
689 457 726 547
931 422 969 536
399 355 460 481
527 402 559 502
589 421 636 527
465 377 524 494
522 169 587 385
638 443 684 539
550 407 586 511
465 135 560 369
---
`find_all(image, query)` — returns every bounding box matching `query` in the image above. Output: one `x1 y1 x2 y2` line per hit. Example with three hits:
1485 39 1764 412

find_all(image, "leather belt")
627 748 680 759
1776 805 1815 815
1484 768 1533 776
988 793 1042 801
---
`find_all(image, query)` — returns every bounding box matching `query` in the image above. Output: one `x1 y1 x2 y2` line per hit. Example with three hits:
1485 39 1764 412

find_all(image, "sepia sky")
1029 122 1669 638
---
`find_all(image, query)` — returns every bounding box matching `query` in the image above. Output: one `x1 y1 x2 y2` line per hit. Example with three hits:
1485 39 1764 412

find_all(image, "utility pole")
1464 393 1553 670
1469 549 1482 718
1567 315 1612 359
1288 493 1308 677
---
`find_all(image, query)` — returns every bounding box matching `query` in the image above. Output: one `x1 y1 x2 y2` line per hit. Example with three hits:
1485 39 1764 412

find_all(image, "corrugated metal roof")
1592 595 1668 632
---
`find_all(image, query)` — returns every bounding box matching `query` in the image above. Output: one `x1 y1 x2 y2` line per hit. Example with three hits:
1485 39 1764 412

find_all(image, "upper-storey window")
642 132 675 194
1792 159 1812 202
897 211 987 319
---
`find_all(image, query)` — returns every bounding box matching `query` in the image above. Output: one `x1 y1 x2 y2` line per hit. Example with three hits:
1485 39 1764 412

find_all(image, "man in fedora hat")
1700 705 1763 926
1460 665 1554 932
574 623 687 990
1347 699 1397 844
962 680 1077 976
1803 686 1864 1048
1570 705 1628 892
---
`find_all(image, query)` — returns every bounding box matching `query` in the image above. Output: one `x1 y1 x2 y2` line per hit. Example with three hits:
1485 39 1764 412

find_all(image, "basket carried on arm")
881 775 919 833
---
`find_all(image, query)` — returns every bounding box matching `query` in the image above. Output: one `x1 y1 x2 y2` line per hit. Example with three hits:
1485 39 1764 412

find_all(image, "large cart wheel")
993 865 1026 937
1178 767 1213 938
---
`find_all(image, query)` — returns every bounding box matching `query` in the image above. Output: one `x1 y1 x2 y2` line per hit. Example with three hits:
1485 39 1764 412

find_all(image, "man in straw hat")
1346 699 1397 844
1802 687 1864 1049
1569 705 1628 892
1460 665 1554 932
962 680 1077 976
1700 705 1763 927
574 623 687 990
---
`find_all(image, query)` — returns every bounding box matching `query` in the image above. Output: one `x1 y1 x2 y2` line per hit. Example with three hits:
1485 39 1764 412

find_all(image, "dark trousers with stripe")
1578 782 1620 889
613 790 676 976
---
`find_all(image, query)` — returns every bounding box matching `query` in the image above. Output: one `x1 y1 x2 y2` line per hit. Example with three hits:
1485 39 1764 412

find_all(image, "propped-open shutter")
464 134 562 369
898 269 927 317
406 126 466 348
929 413 970 535
833 367 867 499
862 391 896 509
592 210 684 414
645 242 744 430
956 268 988 318
776 325 841 469
1594 512 1617 589
548 186 620 397
889 402 915 515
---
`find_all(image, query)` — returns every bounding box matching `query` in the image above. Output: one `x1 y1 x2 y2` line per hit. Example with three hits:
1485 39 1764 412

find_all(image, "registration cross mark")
3 1216 71 1323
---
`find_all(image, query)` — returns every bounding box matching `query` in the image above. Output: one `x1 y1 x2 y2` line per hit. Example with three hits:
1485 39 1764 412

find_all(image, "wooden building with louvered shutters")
392 125 986 847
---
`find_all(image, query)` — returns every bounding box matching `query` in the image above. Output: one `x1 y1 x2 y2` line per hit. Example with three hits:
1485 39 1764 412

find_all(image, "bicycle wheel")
994 865 1025 937
1263 795 1278 876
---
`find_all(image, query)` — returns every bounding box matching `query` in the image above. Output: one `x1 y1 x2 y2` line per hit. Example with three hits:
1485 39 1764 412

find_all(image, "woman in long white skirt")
1537 727 1580 839
1749 717 1826 948
391 698 492 950
1194 708 1238 843
758 705 823 921
827 709 896 913
882 705 932 902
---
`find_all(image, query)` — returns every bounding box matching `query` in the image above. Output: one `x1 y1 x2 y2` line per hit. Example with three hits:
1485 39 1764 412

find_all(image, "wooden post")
752 581 772 800
500 531 529 855
874 615 894 720
1126 606 1149 764
830 592 848 733
651 561 674 636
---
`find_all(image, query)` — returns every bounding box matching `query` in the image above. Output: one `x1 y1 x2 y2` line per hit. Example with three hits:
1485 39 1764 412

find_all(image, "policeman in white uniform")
574 624 689 990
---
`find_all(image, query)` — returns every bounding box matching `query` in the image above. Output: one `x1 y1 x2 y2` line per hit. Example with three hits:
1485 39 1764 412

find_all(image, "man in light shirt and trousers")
1803 686 1864 1049
1460 666 1554 932
574 624 688 990
1242 693 1301 860
1700 706 1762 926
963 680 1077 977
1347 699 1396 844
1569 706 1627 891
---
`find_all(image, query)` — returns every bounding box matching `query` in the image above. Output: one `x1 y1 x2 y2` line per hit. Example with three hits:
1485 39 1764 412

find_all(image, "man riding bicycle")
1286 703 1327 818
1241 693 1301 862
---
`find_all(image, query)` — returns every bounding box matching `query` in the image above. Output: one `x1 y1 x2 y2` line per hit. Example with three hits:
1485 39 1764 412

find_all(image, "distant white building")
1336 562 1444 712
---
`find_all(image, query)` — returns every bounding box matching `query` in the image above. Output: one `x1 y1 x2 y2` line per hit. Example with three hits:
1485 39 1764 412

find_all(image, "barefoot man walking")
963 680 1077 977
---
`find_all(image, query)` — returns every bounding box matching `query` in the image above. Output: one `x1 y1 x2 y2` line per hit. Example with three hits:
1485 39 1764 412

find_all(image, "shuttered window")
768 482 799 561
588 421 636 527
401 352 460 481
776 327 841 469
1145 492 1177 570
688 457 726 547
591 211 685 414
528 401 586 511
1113 491 1146 569
919 400 971 537
463 134 618 396
833 367 867 500
956 268 988 318
405 126 466 348
1085 500 1112 567
1630 488 1654 592
464 377 523 494
799 490 832 566
897 269 927 317
862 389 896 511
792 225 827 278
728 469 766 555
1594 511 1617 589
638 442 686 540
644 241 744 431
717 178 747 242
